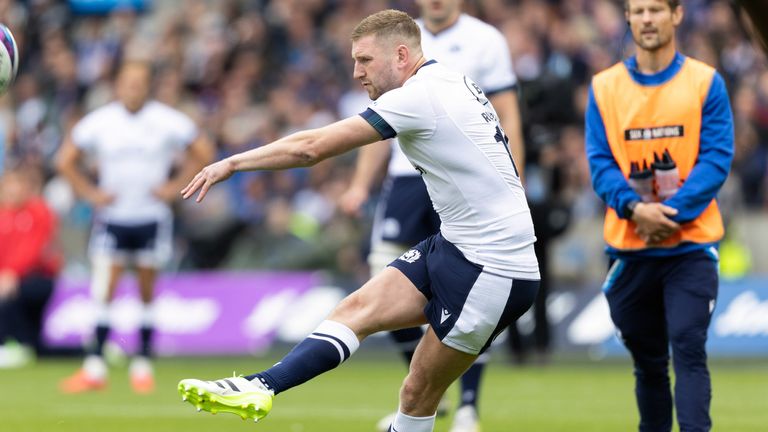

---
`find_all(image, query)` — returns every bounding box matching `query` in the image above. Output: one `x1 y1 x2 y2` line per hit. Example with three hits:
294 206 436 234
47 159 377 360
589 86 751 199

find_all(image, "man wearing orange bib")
585 1 733 431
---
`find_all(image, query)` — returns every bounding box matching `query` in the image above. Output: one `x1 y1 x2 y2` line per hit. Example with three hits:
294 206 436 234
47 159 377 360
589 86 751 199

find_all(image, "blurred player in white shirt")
56 61 213 394
338 2 525 430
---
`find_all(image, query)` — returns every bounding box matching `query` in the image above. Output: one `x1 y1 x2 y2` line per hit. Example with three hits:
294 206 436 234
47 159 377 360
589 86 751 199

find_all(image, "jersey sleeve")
359 83 436 140
165 109 198 149
476 28 517 96
71 112 101 151
663 71 734 222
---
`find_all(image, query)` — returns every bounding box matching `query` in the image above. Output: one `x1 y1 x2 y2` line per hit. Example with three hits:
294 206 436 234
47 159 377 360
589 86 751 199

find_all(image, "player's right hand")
181 158 235 203
631 202 680 245
337 185 369 217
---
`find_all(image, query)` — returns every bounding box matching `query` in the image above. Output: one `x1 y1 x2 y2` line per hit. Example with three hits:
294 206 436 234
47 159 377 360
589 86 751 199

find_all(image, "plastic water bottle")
653 149 680 201
628 160 655 202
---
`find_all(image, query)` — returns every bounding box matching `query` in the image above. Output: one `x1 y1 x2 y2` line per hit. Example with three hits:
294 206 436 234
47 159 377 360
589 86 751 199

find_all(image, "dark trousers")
603 249 718 432
0 274 55 353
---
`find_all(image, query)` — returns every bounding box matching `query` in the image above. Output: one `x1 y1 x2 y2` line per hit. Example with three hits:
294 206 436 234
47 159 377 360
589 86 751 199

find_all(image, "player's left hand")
631 202 680 245
181 158 235 203
641 229 673 245
337 185 369 217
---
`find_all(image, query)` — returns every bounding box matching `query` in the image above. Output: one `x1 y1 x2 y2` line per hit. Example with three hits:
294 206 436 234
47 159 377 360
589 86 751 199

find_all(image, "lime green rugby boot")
178 375 274 422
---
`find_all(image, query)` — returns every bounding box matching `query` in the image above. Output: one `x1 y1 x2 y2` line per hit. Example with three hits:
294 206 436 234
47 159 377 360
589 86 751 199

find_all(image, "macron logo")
440 308 451 324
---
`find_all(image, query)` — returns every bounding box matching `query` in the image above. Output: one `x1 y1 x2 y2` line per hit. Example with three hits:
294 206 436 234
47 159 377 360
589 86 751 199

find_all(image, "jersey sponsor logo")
440 307 451 324
624 125 684 141
398 249 421 264
463 76 488 105
469 80 483 95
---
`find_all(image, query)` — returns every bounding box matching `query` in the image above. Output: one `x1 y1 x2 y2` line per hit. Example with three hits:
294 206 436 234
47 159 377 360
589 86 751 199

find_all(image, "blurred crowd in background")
1 0 766 289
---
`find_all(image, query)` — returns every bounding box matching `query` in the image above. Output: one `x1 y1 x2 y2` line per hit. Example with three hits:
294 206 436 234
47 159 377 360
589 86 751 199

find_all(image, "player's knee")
335 291 370 315
633 353 670 380
330 293 361 320
620 332 669 366
328 292 378 336
90 255 114 303
669 326 707 359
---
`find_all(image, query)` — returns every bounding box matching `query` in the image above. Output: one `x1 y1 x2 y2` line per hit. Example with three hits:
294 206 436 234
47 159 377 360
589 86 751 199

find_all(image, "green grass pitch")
1 354 766 431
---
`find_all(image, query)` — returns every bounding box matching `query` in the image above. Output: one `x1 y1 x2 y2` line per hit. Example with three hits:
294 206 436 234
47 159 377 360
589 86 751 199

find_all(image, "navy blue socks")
248 320 360 394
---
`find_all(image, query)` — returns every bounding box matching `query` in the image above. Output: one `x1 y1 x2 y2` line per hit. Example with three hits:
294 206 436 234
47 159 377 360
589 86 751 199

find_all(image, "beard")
633 29 671 52
365 66 399 100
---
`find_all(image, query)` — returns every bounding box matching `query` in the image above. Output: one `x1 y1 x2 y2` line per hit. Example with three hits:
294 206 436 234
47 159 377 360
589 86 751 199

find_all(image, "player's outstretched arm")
181 116 382 202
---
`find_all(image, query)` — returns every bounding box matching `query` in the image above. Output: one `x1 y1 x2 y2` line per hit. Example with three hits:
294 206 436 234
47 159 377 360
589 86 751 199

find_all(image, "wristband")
625 199 640 219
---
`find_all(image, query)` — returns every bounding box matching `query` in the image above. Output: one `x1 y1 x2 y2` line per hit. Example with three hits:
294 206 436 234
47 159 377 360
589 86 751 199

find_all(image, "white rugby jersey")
388 14 518 177
72 100 198 223
361 61 538 278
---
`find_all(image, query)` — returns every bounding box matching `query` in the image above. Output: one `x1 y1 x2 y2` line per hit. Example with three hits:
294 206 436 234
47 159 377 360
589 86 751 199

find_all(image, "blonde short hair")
351 9 421 48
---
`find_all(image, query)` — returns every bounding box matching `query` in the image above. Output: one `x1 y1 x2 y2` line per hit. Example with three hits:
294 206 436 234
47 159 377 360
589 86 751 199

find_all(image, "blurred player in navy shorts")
57 61 213 394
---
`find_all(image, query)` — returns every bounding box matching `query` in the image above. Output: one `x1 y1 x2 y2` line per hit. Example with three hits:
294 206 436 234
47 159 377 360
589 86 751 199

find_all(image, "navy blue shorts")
89 219 173 267
389 233 538 355
376 176 441 245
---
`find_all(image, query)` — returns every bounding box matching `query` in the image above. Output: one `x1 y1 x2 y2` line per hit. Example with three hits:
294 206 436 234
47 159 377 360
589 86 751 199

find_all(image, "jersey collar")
418 59 438 72
623 51 685 86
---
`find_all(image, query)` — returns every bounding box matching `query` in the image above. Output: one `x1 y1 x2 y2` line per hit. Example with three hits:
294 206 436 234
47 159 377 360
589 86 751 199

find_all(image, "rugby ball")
0 24 18 94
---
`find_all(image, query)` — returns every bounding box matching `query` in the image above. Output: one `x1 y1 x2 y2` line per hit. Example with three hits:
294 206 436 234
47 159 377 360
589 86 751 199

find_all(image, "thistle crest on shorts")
398 249 421 263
